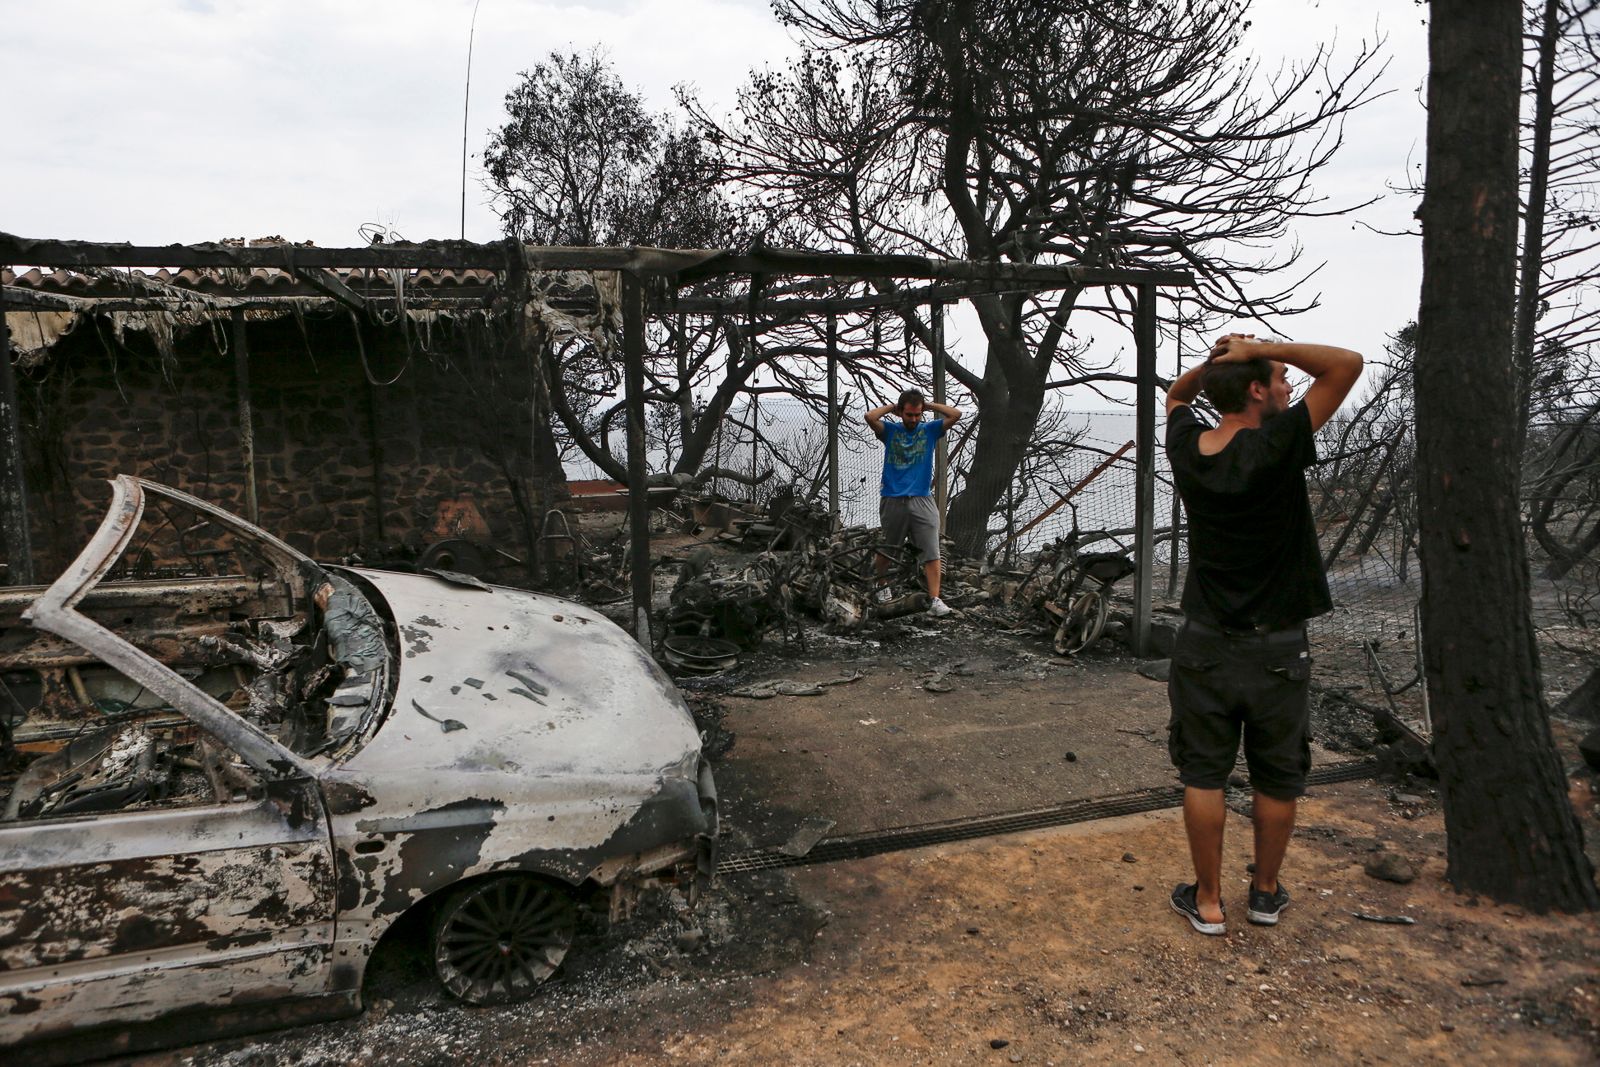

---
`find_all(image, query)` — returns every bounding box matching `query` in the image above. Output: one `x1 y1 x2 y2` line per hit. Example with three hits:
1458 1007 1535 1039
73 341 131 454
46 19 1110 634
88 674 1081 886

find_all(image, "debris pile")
652 486 1140 670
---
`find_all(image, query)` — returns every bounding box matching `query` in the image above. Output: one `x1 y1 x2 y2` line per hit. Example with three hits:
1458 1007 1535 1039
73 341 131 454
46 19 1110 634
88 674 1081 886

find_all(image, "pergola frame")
0 233 1192 653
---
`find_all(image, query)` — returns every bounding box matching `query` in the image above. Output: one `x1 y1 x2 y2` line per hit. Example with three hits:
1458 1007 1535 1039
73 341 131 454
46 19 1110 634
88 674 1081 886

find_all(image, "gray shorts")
879 495 941 564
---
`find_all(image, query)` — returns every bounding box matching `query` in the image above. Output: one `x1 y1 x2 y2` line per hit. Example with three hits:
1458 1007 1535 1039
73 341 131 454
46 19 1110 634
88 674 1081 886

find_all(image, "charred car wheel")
431 875 578 1005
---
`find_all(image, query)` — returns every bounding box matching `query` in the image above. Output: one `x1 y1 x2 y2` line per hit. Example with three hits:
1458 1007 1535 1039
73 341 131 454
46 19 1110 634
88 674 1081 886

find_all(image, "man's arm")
1165 362 1208 415
1210 335 1364 431
925 401 962 430
864 401 896 439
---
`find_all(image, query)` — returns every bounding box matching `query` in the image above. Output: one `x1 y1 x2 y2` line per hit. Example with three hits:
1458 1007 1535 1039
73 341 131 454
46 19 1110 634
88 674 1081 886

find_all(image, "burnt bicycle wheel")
1054 588 1109 656
431 875 578 1005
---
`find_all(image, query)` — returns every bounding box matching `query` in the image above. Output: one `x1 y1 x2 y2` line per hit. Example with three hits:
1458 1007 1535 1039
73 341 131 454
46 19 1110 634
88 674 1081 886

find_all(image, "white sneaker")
928 596 953 617
874 586 893 604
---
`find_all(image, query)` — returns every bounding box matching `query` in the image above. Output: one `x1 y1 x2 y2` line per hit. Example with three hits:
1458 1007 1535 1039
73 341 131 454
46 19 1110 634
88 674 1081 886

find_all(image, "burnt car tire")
431 875 578 1005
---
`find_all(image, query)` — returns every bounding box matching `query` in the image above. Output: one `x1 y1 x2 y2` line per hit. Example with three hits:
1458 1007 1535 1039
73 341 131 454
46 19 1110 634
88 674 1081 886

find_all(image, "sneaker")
1170 883 1226 936
927 596 953 617
874 586 893 604
1247 882 1290 926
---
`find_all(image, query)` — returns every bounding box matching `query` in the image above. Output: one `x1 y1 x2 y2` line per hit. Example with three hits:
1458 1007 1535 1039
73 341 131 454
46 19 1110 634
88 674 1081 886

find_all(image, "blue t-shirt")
879 418 946 497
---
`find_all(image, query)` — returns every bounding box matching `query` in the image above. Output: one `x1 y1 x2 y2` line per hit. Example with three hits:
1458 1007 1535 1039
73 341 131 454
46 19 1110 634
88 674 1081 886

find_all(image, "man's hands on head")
1202 333 1363 431
864 400 902 438
1207 333 1261 364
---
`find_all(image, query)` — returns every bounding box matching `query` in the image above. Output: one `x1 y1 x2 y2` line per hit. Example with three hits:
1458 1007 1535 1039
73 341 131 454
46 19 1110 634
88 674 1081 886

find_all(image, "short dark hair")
897 388 926 409
1201 359 1274 414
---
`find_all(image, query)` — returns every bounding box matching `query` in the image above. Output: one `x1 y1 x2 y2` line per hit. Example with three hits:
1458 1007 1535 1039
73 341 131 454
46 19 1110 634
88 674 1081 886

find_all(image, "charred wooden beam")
0 280 35 584
932 303 948 530
826 312 839 525
2 286 496 314
1133 284 1158 656
0 233 523 270
676 250 1195 288
622 272 653 648
284 264 368 313
1 233 1196 289
232 310 259 525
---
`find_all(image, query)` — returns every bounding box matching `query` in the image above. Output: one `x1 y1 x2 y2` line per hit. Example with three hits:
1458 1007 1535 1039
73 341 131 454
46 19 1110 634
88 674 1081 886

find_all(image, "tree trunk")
1513 0 1560 450
1415 0 1599 911
945 336 1046 556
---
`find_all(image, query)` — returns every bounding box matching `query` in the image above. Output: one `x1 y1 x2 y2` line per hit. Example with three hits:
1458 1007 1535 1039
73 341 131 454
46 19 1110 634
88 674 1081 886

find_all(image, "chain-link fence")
654 398 1594 697
559 388 1593 685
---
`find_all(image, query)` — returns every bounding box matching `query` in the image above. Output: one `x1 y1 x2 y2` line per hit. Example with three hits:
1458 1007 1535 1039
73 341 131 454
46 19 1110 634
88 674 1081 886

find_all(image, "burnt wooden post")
1167 323 1183 599
826 311 839 526
621 271 653 648
1133 284 1157 656
231 309 260 526
932 302 948 532
0 281 35 584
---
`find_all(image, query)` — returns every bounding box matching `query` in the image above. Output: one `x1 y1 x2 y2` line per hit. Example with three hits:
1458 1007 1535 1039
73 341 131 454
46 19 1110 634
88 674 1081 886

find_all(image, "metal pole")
827 311 839 526
0 281 35 584
1415 600 1432 733
231 309 260 526
1166 316 1183 599
750 390 759 492
460 0 482 240
622 272 653 648
1133 285 1157 656
932 303 948 533
749 319 759 497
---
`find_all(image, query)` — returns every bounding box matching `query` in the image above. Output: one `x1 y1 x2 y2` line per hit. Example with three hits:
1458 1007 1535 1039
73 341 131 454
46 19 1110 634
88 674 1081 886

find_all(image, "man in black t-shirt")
1162 334 1363 935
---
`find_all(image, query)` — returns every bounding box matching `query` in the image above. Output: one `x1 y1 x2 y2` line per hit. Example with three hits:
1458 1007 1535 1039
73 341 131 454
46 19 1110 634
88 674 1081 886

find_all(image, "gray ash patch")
163 873 825 1067
1311 686 1383 755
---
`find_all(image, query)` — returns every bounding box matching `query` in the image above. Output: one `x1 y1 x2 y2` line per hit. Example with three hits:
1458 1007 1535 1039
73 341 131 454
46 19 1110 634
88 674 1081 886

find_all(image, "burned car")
0 476 716 1063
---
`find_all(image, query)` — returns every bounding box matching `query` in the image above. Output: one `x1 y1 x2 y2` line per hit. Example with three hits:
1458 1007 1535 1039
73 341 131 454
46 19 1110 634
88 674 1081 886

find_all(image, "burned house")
5 258 578 585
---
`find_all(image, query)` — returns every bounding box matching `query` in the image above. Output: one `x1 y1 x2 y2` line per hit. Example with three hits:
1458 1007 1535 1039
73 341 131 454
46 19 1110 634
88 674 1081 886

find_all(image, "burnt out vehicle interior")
0 484 390 821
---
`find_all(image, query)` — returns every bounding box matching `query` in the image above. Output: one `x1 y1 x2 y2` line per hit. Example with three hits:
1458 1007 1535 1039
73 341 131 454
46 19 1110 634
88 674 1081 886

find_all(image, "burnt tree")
485 50 910 489
1415 0 1598 911
693 0 1383 553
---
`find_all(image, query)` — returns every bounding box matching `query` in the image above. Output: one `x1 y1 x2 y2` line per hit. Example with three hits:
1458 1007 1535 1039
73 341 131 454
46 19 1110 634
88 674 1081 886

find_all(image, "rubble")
652 485 1141 667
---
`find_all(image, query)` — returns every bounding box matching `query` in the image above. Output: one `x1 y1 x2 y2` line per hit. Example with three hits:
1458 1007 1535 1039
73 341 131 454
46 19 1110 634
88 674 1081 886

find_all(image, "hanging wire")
350 309 410 386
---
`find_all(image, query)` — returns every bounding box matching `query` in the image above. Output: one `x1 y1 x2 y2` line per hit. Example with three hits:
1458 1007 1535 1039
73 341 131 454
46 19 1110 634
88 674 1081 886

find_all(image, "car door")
1 475 340 1053
0 775 337 1048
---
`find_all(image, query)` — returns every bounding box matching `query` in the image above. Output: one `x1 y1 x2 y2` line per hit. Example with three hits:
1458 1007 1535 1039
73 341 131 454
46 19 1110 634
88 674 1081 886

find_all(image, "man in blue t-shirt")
864 388 962 617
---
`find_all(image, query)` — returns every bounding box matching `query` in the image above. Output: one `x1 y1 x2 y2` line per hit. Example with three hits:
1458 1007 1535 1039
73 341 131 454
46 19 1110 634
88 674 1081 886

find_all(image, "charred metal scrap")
659 487 1140 663
661 491 933 656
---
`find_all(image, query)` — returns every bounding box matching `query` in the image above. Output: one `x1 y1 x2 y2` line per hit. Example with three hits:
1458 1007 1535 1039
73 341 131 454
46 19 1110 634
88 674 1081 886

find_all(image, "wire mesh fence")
634 399 1593 692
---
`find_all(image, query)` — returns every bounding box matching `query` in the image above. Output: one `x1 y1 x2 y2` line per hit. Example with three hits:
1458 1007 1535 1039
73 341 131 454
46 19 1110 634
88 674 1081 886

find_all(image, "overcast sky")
4 0 1429 395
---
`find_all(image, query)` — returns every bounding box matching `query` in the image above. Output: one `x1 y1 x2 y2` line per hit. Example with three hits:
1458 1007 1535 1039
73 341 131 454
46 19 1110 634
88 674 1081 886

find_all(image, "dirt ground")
128 609 1600 1067
139 782 1600 1067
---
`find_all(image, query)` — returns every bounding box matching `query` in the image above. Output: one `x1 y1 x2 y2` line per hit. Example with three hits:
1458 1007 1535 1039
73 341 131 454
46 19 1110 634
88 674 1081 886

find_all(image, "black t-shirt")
1166 400 1331 628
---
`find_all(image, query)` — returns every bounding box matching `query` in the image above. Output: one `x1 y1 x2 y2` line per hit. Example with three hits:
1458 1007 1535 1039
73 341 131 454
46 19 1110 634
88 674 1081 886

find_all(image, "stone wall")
14 310 542 580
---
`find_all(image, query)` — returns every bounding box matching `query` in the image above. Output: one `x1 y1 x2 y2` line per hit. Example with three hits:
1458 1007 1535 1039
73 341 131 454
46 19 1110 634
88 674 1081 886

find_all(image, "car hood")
336 569 699 782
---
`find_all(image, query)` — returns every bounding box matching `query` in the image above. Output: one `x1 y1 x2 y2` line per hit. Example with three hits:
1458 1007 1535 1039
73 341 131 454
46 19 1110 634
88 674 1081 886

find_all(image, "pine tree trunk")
1414 0 1599 912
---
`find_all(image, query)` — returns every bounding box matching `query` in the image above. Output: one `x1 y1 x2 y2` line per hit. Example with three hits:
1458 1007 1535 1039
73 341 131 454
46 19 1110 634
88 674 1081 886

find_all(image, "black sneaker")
1247 882 1290 925
1169 883 1226 936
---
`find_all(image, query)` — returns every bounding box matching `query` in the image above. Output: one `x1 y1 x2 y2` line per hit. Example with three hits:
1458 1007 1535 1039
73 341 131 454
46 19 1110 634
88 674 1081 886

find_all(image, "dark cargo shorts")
1166 620 1312 800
